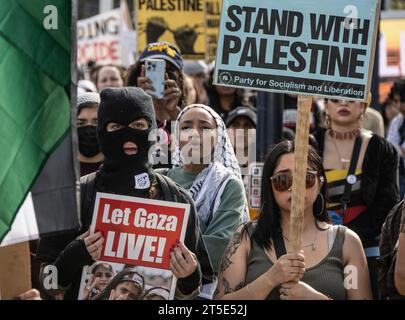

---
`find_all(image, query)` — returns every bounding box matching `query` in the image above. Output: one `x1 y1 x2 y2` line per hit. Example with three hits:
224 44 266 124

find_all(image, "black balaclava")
97 87 157 197
78 125 100 157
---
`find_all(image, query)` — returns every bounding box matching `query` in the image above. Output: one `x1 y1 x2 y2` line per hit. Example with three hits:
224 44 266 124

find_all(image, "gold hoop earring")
324 114 330 128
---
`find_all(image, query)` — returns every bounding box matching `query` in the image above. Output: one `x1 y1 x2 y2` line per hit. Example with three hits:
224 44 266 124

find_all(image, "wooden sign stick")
288 95 313 252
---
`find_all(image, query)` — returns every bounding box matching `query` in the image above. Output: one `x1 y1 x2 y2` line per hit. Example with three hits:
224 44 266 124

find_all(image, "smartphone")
145 58 166 99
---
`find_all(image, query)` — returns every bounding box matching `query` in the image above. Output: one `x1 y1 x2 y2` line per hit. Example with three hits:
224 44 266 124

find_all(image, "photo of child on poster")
77 192 190 300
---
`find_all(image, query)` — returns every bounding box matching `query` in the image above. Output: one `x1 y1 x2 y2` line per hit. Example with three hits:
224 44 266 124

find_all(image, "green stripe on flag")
0 0 71 242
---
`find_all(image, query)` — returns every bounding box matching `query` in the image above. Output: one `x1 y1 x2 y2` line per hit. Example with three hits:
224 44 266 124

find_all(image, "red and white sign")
77 9 122 65
90 192 190 270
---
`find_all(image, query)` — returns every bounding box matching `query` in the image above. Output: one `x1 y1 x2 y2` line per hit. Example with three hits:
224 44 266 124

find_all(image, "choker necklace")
328 128 361 140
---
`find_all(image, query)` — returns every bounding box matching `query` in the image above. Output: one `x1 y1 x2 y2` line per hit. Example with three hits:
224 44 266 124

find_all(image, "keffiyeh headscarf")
172 104 249 225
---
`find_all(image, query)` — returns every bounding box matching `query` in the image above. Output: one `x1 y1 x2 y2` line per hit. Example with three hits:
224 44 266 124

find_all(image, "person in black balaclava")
77 92 103 176
36 87 212 300
96 87 157 197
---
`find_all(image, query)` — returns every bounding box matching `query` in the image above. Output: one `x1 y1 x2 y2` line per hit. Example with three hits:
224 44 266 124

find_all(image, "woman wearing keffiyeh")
159 104 249 299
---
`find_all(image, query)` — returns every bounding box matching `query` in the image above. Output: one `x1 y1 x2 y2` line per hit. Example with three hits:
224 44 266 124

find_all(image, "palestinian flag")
0 0 81 246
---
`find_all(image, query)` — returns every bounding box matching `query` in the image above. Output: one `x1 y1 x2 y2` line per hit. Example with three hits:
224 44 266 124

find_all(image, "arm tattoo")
223 277 245 295
219 231 243 273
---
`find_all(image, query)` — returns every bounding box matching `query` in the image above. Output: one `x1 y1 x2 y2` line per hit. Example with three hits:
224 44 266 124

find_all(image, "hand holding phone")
145 59 166 100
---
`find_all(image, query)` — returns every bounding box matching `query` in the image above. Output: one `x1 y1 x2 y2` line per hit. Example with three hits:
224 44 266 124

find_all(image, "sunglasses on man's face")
270 170 318 192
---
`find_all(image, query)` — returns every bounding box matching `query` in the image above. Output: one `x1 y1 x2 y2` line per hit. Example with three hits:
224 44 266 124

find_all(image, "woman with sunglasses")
215 140 372 300
313 98 399 299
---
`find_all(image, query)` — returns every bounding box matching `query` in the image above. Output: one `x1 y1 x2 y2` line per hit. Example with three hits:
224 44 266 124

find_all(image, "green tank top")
245 225 347 300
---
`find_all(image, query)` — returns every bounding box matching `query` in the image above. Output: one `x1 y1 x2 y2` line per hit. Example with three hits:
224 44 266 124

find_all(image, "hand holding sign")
84 231 105 261
169 240 198 279
91 193 189 270
280 281 327 300
267 251 306 287
79 193 190 300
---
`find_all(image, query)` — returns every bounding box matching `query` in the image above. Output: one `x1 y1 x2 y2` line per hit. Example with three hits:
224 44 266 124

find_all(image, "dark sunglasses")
270 170 318 192
329 99 356 104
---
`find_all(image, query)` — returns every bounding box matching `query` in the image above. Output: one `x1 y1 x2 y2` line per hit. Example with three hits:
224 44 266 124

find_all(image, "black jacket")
313 129 400 247
36 172 213 300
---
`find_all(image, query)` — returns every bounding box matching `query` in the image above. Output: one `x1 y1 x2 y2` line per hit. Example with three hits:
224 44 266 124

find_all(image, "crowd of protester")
19 40 405 300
